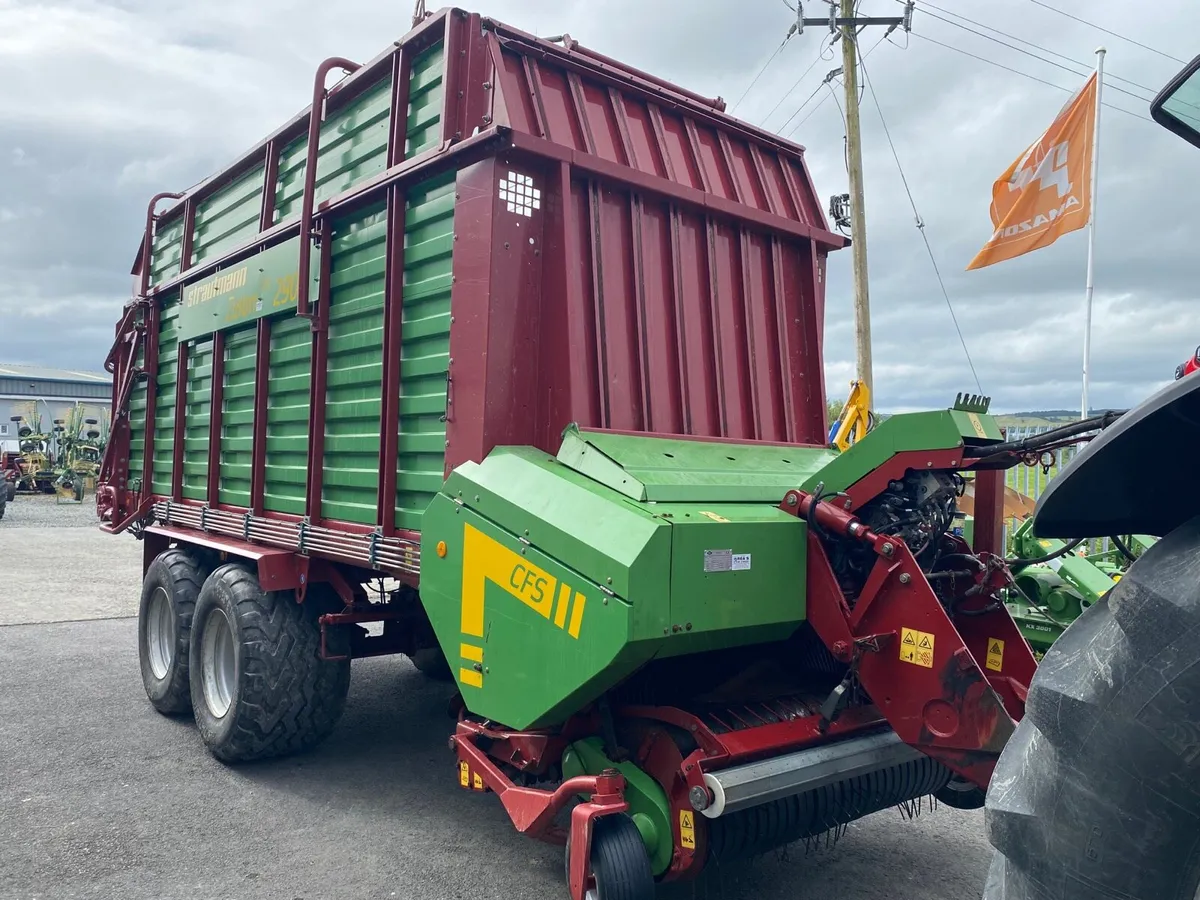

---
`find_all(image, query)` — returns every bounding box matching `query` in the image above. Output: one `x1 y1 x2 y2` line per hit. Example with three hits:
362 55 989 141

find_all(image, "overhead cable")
1028 0 1185 65
857 52 984 395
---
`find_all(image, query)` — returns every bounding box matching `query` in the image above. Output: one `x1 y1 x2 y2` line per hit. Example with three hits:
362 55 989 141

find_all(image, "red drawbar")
453 720 627 900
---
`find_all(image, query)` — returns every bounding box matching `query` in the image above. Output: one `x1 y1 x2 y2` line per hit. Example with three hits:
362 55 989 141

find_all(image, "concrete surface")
1 495 142 625
0 501 994 900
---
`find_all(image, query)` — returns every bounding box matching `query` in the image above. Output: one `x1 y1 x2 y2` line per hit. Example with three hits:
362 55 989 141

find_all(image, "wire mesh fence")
999 425 1112 555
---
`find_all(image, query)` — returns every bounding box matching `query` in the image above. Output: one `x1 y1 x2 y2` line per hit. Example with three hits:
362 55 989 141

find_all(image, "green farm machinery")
8 404 108 500
53 404 108 502
9 410 56 494
95 9 1195 899
1004 519 1154 657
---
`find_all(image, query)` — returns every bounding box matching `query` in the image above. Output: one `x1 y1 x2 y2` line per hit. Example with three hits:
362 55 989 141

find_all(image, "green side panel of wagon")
149 216 185 288
150 296 181 494
126 344 147 489
406 42 445 158
219 326 257 506
396 173 454 531
274 74 394 224
263 316 312 515
320 203 388 524
126 294 181 492
192 165 265 265
134 39 451 521
181 338 214 500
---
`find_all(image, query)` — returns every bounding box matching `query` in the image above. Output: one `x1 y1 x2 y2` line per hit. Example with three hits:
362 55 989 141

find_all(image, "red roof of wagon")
482 19 846 250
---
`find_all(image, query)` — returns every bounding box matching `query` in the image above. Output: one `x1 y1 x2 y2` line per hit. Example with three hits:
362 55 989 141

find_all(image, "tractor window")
1152 55 1200 148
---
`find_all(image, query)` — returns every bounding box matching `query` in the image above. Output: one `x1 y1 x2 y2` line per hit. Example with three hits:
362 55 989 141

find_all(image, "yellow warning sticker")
679 810 696 849
458 761 470 787
700 511 730 523
899 627 935 668
986 638 1005 672
966 412 988 439
472 772 484 791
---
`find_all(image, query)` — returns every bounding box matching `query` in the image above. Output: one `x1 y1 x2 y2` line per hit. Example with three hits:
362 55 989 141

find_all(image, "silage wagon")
99 9 1090 897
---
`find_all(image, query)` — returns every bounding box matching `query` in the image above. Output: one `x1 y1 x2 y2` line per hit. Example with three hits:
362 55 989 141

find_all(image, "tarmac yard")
0 495 995 900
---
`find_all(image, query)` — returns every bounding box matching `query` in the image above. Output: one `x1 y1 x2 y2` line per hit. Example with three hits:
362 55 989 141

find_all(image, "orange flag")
967 73 1098 270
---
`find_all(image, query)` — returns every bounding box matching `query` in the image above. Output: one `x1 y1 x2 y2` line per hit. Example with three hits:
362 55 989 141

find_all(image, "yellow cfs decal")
458 524 588 686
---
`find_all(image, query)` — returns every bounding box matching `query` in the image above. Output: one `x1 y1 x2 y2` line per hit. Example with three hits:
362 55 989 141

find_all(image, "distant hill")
993 409 1121 429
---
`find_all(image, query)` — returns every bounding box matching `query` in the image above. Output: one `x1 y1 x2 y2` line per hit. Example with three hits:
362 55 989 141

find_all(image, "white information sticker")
703 549 733 573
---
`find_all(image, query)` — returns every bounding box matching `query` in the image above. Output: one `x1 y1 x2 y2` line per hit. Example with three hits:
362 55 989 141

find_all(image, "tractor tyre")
984 515 1200 900
138 548 205 715
409 646 454 681
0 489 6 521
189 564 351 762
5 480 14 502
566 815 655 900
73 479 84 502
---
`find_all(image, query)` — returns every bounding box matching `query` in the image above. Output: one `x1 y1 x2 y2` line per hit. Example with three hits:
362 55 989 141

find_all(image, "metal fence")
999 425 1113 554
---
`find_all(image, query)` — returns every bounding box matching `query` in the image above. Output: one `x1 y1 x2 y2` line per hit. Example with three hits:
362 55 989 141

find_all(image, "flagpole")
1081 47 1105 421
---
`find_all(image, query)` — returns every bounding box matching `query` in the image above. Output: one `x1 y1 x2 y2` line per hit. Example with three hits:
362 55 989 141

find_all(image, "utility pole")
840 0 872 396
797 2 912 402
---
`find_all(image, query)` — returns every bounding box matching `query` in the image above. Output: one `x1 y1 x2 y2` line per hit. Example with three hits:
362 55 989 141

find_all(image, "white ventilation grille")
498 171 540 217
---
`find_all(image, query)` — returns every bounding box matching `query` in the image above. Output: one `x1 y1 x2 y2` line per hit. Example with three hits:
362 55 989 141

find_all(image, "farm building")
0 364 112 453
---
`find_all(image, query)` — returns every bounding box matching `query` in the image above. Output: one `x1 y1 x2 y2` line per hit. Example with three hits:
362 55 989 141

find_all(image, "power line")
917 1 1200 118
1028 0 1185 64
785 31 890 138
779 78 833 135
856 53 984 396
917 10 1102 84
731 35 793 114
909 31 1153 123
916 6 1162 111
909 0 1162 99
760 35 832 127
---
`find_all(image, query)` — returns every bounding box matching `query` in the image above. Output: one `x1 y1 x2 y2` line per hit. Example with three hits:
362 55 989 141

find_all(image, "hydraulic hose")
980 410 1125 458
1005 537 1085 567
1111 534 1137 562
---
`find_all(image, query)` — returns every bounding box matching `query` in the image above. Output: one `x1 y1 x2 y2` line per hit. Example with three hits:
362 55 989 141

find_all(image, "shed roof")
0 363 112 385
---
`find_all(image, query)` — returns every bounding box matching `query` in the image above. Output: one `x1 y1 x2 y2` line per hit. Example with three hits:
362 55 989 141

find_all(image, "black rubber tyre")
5 481 14 502
409 646 454 681
138 548 205 715
567 815 655 900
0 489 6 521
934 775 986 810
189 564 351 763
984 515 1200 900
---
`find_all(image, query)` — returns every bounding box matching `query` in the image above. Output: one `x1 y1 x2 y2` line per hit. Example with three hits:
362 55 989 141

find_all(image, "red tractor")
0 451 14 519
1175 345 1199 380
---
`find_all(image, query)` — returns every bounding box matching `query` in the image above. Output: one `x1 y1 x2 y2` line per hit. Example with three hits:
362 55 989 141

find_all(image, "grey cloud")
0 0 1196 414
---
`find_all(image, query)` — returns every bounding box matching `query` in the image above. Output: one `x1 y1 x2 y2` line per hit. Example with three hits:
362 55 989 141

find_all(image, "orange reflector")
436 540 447 558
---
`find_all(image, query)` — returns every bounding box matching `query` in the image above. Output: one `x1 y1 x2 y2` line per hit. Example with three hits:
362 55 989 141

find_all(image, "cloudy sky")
1 0 1196 412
